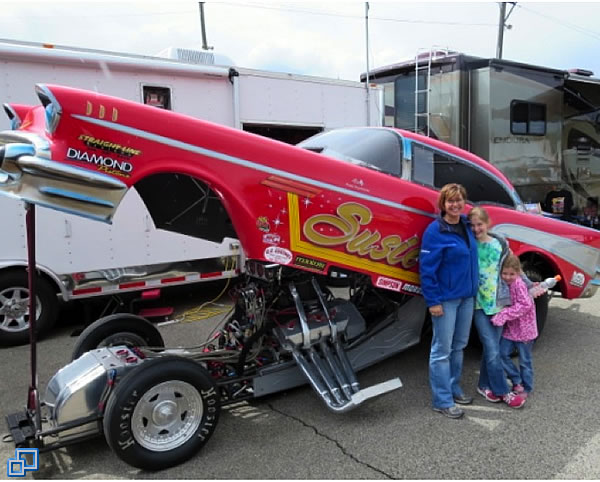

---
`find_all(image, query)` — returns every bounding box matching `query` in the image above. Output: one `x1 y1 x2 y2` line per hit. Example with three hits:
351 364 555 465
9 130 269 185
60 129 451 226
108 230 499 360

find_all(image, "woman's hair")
438 183 467 213
468 206 490 224
502 253 522 273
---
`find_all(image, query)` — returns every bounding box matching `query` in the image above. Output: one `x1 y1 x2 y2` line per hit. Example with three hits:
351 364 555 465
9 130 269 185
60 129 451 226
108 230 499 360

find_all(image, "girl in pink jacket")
491 254 538 398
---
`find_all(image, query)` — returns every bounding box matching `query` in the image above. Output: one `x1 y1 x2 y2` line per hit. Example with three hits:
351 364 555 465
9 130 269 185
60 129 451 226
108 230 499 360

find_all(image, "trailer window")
143 86 172 110
510 101 546 135
411 143 515 207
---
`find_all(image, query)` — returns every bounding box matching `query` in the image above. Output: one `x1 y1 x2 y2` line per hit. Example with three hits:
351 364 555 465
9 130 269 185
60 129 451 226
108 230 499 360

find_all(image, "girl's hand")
429 304 444 317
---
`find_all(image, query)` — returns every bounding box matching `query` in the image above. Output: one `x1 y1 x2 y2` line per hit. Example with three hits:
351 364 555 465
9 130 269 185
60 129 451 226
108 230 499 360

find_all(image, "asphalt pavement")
1 287 599 479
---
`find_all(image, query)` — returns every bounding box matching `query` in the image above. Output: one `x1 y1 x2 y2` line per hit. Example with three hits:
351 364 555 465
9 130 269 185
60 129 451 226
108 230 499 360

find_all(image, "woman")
419 183 478 419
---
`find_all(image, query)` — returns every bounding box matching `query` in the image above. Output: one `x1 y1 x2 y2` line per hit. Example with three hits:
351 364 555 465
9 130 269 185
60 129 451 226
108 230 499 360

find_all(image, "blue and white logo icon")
7 448 39 477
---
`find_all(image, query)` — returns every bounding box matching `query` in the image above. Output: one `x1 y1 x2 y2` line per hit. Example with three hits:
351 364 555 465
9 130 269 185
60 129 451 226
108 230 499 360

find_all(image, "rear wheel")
522 262 550 336
71 313 164 360
103 357 220 470
0 271 58 346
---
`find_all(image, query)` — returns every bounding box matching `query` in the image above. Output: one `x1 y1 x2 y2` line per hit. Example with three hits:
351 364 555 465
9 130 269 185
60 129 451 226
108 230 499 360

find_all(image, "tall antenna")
365 2 371 126
199 2 213 51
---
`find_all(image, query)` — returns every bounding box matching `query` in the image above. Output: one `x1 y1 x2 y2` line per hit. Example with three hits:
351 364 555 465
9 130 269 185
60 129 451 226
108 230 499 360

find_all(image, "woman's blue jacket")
419 214 479 307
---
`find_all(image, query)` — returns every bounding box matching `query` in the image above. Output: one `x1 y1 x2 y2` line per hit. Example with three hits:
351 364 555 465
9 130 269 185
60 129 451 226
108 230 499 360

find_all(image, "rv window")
411 143 515 207
143 86 172 110
510 101 546 136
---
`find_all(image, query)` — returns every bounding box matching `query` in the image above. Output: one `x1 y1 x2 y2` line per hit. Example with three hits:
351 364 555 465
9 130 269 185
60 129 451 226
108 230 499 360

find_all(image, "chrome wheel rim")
131 380 203 452
0 286 42 332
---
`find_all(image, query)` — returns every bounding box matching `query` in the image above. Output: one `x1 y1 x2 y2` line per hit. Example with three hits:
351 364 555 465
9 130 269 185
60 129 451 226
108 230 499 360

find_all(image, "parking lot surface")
1 287 600 479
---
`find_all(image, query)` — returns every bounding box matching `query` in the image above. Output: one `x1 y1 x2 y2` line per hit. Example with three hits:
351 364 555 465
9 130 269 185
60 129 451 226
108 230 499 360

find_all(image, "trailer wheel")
71 314 165 360
103 357 220 470
0 271 58 346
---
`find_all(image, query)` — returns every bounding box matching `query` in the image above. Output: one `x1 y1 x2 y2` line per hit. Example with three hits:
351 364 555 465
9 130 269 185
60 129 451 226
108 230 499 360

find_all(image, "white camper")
0 39 382 345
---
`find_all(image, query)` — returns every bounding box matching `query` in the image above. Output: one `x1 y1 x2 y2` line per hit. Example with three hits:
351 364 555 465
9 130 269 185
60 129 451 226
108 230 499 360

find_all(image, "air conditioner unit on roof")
155 47 234 67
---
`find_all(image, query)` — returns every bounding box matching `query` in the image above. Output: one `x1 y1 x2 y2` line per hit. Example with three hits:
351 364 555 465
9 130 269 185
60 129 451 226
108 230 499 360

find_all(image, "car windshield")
298 128 403 176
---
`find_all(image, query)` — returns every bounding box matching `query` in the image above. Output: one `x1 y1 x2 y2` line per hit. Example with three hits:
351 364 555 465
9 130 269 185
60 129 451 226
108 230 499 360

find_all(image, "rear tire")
103 357 220 470
71 313 164 360
522 264 550 336
0 270 58 346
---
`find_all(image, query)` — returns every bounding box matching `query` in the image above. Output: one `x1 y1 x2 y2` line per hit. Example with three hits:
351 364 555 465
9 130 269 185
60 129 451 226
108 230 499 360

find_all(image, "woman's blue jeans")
500 337 534 393
429 297 474 409
473 309 510 396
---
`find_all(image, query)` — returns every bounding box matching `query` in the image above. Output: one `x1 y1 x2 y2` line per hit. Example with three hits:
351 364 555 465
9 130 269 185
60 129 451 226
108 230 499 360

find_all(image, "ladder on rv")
414 47 450 138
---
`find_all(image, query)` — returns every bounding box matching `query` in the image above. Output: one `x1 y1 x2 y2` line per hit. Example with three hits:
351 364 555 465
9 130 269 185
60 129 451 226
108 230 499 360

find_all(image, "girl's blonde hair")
502 253 522 273
468 206 491 225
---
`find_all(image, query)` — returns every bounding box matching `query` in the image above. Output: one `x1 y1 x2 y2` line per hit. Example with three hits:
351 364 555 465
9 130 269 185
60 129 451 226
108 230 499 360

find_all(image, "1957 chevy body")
2 84 599 470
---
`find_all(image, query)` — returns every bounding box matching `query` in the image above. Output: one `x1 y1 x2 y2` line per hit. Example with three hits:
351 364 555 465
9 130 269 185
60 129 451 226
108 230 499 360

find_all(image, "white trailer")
0 39 382 345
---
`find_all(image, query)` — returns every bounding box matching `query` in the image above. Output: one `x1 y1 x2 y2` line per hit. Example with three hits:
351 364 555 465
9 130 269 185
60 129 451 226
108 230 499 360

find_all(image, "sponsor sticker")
375 276 402 292
257 216 270 232
264 246 293 265
294 255 326 272
570 271 585 288
66 147 133 178
402 283 422 295
78 134 141 157
262 233 281 245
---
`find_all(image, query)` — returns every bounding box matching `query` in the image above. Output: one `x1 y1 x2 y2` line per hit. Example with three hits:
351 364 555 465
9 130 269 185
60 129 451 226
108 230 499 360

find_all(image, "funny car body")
2 84 600 470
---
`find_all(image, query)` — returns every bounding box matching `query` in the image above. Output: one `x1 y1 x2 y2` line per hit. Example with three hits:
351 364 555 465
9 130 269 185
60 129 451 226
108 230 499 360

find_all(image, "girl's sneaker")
502 392 526 408
477 387 501 403
512 384 525 394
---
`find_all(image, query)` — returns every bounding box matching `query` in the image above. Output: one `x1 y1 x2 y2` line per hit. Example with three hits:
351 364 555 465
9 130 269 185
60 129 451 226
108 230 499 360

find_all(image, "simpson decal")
264 246 293 265
375 276 402 292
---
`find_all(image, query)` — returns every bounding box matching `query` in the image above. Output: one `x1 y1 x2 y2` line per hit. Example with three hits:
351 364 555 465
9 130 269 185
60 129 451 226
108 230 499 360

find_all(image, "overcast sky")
1 1 600 81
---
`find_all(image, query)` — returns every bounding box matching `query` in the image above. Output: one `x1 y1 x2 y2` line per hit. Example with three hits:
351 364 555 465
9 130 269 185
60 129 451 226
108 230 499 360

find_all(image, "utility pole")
365 2 371 126
496 2 516 59
199 2 213 51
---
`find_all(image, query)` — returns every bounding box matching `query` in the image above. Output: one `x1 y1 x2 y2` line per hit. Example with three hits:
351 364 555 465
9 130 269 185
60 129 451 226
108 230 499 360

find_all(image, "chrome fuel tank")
44 346 144 441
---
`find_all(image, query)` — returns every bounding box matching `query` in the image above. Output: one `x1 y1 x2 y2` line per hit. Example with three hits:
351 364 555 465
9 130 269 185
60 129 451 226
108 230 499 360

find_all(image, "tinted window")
412 143 515 207
299 128 402 176
511 100 546 136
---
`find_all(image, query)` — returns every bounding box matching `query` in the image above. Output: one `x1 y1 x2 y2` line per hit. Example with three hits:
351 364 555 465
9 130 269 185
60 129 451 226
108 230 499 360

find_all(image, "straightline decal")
72 114 435 218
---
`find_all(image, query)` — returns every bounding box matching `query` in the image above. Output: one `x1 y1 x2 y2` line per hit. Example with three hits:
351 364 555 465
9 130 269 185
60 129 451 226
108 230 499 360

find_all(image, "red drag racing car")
1 84 599 470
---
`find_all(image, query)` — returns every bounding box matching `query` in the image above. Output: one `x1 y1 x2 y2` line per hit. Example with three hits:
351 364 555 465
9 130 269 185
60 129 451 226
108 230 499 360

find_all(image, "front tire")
71 314 165 360
103 357 220 470
0 270 58 346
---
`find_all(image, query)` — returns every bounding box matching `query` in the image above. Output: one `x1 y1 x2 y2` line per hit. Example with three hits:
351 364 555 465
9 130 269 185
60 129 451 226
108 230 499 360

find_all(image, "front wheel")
103 357 220 470
71 314 165 360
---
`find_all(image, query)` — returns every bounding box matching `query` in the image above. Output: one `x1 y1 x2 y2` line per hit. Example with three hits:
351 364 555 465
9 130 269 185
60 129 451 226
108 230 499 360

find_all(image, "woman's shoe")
433 405 465 419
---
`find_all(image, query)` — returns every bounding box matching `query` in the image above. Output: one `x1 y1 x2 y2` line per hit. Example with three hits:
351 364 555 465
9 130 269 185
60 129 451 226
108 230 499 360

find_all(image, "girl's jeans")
499 337 534 393
429 297 474 409
473 309 510 396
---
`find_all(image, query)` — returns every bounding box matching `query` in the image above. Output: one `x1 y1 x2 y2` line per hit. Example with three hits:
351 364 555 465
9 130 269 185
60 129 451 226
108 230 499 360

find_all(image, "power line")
215 1 497 27
517 4 600 42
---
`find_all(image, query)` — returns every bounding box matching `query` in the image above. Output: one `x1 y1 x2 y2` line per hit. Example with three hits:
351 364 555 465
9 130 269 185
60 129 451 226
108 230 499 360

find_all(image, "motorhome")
363 50 600 217
0 39 381 345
